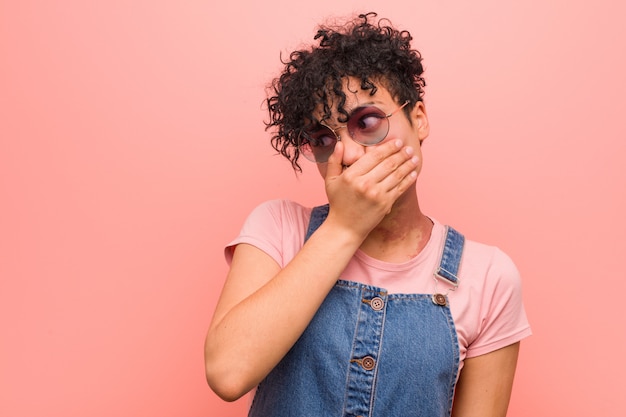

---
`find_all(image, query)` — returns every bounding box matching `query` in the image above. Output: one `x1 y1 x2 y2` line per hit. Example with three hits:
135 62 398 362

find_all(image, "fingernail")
411 156 419 164
395 139 403 148
405 146 414 155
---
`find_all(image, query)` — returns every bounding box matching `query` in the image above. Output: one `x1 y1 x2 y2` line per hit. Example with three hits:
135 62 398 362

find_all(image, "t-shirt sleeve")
224 199 309 267
465 247 532 358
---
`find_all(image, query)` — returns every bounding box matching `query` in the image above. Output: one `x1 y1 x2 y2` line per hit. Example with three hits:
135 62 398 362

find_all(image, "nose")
337 130 366 166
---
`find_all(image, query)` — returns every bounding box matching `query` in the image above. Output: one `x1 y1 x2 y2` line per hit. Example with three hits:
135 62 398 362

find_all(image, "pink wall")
1 1 625 416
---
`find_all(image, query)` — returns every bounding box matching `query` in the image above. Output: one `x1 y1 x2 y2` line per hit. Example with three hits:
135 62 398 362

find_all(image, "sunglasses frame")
298 100 410 163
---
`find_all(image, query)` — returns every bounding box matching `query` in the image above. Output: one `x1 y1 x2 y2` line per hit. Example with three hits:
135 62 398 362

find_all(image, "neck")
360 191 433 263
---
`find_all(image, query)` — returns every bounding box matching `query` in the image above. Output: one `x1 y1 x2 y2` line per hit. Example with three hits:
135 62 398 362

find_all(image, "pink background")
1 1 625 416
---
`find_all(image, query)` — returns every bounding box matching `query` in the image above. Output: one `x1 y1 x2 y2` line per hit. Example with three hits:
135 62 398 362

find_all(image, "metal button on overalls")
361 356 376 371
370 296 384 311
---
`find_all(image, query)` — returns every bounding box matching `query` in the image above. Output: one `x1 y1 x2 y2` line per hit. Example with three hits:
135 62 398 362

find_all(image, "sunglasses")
298 100 410 163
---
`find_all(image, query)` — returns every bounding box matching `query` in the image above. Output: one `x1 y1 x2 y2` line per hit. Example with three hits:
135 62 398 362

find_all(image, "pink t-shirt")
225 199 531 364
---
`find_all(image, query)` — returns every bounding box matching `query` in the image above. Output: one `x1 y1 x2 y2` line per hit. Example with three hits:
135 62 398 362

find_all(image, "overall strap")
304 204 330 242
435 226 465 286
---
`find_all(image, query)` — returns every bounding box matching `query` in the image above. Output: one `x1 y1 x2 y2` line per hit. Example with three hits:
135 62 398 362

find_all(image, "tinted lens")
298 127 337 163
347 106 389 145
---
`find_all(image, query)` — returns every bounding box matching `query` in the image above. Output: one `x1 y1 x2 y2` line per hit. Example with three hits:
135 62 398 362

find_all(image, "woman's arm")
204 225 361 401
204 139 419 401
451 342 521 417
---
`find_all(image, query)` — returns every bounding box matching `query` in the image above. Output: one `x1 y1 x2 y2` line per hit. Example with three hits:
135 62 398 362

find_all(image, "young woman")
204 12 531 417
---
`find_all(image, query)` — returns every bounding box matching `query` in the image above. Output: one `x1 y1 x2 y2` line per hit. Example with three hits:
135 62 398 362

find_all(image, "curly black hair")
265 12 426 172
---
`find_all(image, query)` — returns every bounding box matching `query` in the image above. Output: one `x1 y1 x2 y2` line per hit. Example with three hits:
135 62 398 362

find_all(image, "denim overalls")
249 204 465 417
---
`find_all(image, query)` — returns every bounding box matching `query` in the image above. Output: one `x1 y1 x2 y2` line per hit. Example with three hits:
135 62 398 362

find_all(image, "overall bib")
249 204 464 417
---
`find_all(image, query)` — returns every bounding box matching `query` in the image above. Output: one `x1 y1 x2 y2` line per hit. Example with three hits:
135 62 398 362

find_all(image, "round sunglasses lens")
348 107 389 145
299 128 337 163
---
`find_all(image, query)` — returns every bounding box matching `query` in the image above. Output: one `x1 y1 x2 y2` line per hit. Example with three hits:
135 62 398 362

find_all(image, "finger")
388 167 418 198
324 141 344 178
351 139 405 173
379 154 419 193
363 144 417 184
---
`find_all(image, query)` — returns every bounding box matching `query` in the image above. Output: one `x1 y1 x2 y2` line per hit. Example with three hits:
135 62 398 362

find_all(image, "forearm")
204 219 364 401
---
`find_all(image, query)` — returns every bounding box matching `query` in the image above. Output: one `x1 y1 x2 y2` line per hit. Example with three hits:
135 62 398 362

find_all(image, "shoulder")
460 239 521 292
243 199 313 229
431 222 520 287
451 234 531 357
225 199 315 267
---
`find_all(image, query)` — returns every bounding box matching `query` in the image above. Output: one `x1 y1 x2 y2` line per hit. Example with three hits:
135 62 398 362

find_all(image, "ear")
411 101 430 143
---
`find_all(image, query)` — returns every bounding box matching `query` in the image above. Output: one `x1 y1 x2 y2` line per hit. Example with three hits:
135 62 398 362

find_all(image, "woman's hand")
324 139 419 238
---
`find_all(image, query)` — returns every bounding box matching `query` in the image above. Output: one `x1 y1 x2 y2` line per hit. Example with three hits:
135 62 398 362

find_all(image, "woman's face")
312 77 430 179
